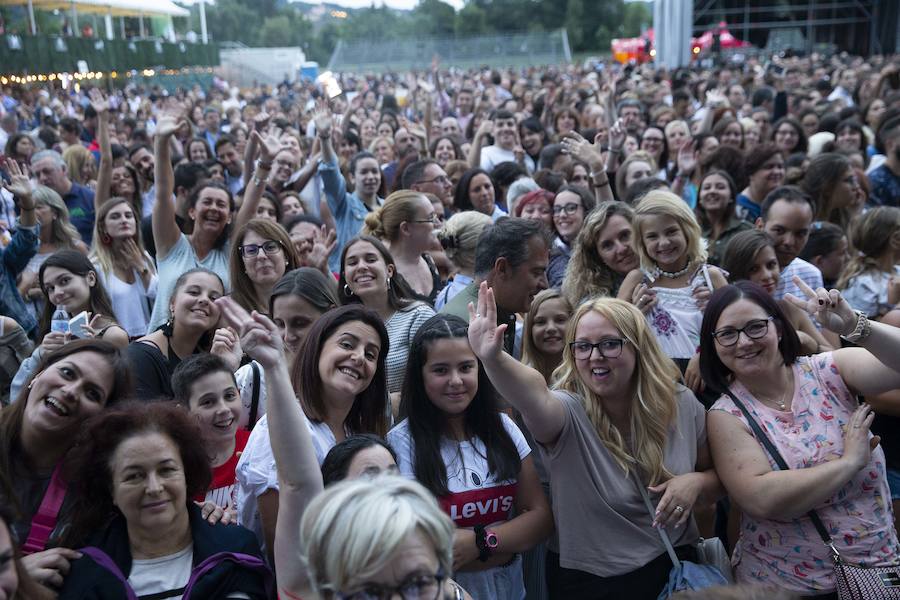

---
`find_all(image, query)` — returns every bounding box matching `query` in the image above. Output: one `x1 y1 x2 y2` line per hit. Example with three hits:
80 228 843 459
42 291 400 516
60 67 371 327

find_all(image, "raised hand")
561 131 604 172
704 88 728 109
155 113 187 140
467 281 507 362
608 118 626 152
253 127 290 163
841 403 881 471
676 141 698 176
252 111 271 132
215 296 284 370
475 119 494 140
2 158 32 203
313 105 334 139
88 88 109 115
209 326 243 372
784 276 857 335
307 226 337 272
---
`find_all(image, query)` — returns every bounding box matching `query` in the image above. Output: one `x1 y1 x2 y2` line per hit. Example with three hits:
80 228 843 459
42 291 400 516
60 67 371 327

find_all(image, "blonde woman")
561 202 639 306
468 283 721 597
614 151 658 201
434 211 493 310
522 289 573 384
17 185 88 308
364 190 441 304
90 197 158 339
62 144 97 189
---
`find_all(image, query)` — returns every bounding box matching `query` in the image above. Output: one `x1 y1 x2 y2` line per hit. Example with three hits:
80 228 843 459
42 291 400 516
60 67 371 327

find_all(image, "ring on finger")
674 505 684 513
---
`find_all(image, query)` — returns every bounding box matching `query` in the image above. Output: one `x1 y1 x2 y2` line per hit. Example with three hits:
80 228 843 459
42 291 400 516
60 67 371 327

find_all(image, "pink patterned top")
711 352 899 594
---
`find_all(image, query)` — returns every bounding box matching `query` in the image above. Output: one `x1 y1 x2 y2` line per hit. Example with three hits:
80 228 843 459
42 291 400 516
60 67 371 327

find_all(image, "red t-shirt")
194 429 250 509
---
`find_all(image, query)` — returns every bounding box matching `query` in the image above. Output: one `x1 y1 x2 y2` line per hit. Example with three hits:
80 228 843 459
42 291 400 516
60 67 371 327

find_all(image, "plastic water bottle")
51 305 70 334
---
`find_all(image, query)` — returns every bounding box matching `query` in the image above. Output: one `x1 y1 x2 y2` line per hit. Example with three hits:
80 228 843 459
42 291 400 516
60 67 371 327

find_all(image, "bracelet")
252 174 266 187
841 310 872 344
608 148 621 154
593 179 611 187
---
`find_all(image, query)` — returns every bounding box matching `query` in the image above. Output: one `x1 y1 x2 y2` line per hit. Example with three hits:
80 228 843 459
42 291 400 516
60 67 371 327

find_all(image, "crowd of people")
1 48 900 600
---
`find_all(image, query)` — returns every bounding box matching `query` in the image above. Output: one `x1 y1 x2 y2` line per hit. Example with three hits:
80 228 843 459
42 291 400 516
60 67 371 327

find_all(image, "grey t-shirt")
541 386 705 577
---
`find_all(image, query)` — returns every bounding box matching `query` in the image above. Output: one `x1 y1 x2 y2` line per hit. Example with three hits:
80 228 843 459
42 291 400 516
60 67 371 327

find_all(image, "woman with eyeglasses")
700 280 900 597
547 186 596 289
229 219 300 315
467 283 721 598
364 190 442 305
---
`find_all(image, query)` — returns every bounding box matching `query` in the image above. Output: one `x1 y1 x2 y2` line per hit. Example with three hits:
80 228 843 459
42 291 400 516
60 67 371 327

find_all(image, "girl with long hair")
454 168 504 220
338 235 435 394
388 314 553 599
16 186 88 312
468 284 721 598
562 202 639 305
695 170 752 267
618 191 728 396
838 207 900 319
801 153 860 231
547 185 596 288
0 340 131 590
229 218 299 315
234 267 340 428
522 289 573 384
233 302 390 560
90 197 157 339
126 268 224 399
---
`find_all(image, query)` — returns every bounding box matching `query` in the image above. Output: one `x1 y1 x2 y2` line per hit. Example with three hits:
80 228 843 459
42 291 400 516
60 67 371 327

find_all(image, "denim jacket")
318 157 382 273
1 220 39 335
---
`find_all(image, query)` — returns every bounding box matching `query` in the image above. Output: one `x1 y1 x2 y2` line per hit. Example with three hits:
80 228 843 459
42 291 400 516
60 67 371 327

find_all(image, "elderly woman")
0 340 131 589
468 283 722 598
58 401 271 598
700 280 900 597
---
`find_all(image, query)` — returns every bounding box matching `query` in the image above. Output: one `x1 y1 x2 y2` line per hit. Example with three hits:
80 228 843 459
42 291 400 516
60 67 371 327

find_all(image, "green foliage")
198 0 642 61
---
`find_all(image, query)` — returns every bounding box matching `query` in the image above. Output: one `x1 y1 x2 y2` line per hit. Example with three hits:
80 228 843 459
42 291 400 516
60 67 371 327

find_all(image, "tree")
455 2 487 36
564 0 586 50
412 0 456 37
259 15 294 47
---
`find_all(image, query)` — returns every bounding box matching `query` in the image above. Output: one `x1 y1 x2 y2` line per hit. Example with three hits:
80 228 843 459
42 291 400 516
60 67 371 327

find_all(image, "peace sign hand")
215 296 285 370
784 276 857 335
467 281 507 362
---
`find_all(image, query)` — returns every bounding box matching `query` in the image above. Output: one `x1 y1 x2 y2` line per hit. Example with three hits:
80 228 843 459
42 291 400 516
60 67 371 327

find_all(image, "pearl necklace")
653 257 692 279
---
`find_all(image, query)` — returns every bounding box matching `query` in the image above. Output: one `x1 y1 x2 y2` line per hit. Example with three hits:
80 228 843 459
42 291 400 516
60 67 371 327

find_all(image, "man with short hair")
58 117 83 150
31 149 95 245
755 185 822 301
454 88 475 132
478 109 534 173
869 117 900 207
403 159 452 212
442 217 550 357
203 107 222 149
215 134 244 196
440 117 462 142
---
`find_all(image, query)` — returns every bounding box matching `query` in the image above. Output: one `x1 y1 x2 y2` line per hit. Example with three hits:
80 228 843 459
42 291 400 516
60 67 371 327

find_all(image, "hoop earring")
343 284 354 296
101 233 112 245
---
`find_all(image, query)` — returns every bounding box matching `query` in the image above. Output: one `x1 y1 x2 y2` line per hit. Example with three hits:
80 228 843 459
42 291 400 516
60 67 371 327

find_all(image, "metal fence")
327 30 571 73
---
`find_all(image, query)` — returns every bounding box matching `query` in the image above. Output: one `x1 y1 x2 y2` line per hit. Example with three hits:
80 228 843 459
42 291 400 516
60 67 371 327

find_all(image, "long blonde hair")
553 298 680 484
31 185 81 248
522 289 573 384
633 190 707 273
562 201 634 306
837 206 900 290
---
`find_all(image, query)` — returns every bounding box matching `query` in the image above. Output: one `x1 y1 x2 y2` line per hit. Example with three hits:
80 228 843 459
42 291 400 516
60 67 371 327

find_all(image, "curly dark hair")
61 400 212 547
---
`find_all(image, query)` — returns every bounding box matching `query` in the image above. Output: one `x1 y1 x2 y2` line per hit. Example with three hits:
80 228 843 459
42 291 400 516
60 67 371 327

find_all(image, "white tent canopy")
1 0 189 37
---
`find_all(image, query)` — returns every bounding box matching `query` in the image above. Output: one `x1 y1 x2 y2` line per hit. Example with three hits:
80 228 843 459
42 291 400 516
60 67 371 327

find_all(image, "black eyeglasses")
552 203 581 216
240 240 283 258
337 570 446 600
641 137 664 144
712 317 774 347
569 338 628 360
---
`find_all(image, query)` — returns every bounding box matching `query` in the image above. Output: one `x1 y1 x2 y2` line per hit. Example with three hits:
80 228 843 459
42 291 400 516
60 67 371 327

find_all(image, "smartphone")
69 311 89 339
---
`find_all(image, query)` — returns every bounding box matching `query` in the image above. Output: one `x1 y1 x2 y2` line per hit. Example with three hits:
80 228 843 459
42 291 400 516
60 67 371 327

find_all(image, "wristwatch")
474 525 499 562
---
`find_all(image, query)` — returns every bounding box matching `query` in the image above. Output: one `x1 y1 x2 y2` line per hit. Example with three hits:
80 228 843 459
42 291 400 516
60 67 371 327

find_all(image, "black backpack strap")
725 389 834 546
247 362 260 431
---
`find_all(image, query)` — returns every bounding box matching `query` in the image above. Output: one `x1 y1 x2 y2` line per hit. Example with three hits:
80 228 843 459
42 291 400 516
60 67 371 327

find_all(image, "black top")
410 252 443 306
126 339 182 400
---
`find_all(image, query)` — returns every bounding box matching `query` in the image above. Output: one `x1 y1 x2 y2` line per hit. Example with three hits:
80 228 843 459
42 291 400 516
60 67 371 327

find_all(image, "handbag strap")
21 462 67 555
633 471 682 569
725 390 836 552
247 361 261 431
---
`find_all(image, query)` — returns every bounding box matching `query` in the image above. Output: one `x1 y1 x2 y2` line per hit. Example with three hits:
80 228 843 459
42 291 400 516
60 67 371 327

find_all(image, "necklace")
653 257 692 279
759 374 792 411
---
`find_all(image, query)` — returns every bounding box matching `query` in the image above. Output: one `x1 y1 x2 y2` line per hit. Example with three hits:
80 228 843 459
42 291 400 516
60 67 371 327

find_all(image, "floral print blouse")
711 352 899 594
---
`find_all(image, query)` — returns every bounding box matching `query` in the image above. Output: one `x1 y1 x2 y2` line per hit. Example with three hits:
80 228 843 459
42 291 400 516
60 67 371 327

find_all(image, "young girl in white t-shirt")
387 314 553 600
